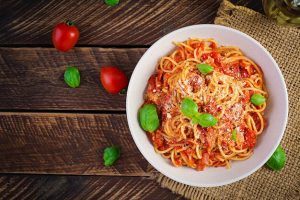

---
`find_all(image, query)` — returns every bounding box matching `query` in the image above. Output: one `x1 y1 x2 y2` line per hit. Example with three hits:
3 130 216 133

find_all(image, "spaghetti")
142 38 267 170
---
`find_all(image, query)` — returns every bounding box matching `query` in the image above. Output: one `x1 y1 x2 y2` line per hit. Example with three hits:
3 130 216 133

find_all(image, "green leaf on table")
266 145 286 171
103 145 121 166
64 66 80 88
104 0 119 6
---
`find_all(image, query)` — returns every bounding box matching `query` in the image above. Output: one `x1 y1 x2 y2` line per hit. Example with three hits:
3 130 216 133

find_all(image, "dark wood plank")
0 174 185 200
0 47 145 111
0 0 221 45
0 112 149 176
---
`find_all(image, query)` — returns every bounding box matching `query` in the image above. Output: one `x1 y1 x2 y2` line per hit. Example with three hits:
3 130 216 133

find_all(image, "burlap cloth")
150 1 300 199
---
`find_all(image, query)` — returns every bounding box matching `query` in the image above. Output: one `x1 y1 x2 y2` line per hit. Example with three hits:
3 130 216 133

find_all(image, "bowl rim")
126 24 289 187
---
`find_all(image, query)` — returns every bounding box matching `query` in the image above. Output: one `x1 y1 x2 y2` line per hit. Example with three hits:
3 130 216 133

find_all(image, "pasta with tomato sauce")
140 38 267 170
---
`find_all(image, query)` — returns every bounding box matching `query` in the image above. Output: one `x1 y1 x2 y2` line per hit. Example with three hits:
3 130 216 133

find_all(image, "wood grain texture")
0 112 149 175
0 0 221 45
0 47 145 111
0 174 185 200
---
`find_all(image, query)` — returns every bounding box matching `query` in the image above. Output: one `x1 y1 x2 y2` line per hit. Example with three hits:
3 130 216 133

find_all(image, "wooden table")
0 0 262 199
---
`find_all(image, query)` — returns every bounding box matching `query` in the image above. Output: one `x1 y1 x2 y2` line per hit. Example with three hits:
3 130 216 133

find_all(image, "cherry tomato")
196 152 209 171
147 75 157 94
100 66 128 94
52 20 80 52
240 125 256 149
152 132 164 148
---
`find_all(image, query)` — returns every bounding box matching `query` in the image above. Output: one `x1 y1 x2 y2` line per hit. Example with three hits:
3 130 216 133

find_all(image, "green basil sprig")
64 66 80 88
181 98 218 127
193 113 218 127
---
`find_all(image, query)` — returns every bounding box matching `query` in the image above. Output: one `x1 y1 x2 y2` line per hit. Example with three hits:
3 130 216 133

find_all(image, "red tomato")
201 53 209 60
153 133 164 148
211 51 221 63
241 90 254 104
240 126 256 149
196 161 205 171
222 63 240 78
174 158 182 166
196 152 209 171
147 75 157 94
203 100 218 115
241 90 251 104
100 66 128 94
240 67 250 78
184 148 193 155
52 21 80 52
210 42 217 49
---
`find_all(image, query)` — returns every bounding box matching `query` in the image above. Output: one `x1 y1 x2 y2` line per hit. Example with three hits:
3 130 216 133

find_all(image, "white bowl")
126 25 288 187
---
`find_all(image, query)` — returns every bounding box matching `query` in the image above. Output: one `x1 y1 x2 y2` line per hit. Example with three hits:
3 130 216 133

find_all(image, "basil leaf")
103 145 121 166
197 63 214 75
232 129 237 142
195 113 218 127
181 98 198 118
250 93 266 106
64 66 80 88
181 99 217 127
139 104 160 132
104 0 119 6
191 112 201 124
266 145 286 171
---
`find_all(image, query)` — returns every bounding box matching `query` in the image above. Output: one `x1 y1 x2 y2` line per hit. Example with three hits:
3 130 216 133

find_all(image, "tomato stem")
66 20 75 26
